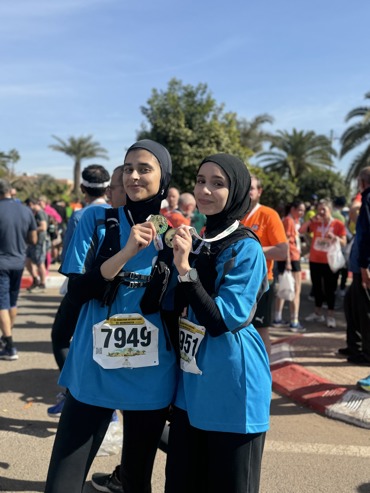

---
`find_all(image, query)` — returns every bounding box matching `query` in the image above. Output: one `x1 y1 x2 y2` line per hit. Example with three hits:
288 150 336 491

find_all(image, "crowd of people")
0 144 369 492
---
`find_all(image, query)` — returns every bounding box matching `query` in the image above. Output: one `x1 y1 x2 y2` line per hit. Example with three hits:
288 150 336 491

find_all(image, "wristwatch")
178 268 198 283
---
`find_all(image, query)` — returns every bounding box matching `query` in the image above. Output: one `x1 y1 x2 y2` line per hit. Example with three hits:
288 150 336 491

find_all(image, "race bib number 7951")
179 317 205 375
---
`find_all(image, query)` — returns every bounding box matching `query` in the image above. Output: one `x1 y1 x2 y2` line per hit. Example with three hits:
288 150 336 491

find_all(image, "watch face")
189 269 198 281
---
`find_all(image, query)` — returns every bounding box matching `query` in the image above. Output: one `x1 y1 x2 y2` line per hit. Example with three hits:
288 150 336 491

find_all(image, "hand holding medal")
146 214 169 251
147 214 169 235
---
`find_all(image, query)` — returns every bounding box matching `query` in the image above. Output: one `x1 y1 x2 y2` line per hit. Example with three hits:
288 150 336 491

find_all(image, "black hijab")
124 139 172 224
198 153 251 238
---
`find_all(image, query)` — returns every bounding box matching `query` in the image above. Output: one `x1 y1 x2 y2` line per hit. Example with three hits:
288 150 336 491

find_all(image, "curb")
271 338 370 429
21 275 65 290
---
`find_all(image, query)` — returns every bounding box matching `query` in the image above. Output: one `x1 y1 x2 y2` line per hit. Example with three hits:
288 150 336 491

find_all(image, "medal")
147 215 168 235
164 228 177 248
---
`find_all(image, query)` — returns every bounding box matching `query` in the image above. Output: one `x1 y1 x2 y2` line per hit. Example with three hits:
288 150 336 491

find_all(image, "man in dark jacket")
340 167 370 372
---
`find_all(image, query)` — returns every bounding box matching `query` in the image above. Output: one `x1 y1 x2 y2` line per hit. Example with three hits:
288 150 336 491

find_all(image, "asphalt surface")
1 264 369 492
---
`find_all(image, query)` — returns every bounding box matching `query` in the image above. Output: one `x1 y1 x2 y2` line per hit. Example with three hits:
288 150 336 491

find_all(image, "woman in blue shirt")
45 140 177 493
165 153 271 493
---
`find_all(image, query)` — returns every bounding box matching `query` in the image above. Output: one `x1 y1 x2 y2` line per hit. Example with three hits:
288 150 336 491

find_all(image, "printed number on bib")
93 313 159 369
314 237 331 252
179 318 205 375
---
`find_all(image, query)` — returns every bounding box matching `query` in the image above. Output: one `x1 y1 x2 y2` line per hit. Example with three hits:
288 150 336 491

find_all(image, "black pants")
45 393 169 493
165 407 265 493
309 261 339 310
339 267 348 291
344 273 370 357
51 294 81 371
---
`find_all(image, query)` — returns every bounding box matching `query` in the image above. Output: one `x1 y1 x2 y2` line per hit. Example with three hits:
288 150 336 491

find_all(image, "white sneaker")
327 316 336 328
305 313 325 323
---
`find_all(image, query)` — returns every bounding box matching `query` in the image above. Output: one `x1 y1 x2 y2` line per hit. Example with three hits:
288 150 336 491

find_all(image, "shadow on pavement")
0 415 57 438
0 477 44 492
0 368 60 404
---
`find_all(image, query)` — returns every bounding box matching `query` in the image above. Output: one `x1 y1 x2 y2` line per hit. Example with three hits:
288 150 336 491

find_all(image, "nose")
131 169 140 180
200 183 211 195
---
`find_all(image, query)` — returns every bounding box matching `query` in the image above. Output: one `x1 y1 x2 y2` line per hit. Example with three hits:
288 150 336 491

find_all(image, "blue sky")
1 0 369 181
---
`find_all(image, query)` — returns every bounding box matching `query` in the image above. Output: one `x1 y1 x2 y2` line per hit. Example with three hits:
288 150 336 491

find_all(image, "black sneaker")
337 347 352 356
30 283 46 293
0 346 18 360
347 354 370 366
91 466 123 493
27 280 40 292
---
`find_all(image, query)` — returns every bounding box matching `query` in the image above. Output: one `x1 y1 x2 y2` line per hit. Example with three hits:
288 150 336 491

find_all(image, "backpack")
47 216 59 241
184 225 268 331
94 208 174 317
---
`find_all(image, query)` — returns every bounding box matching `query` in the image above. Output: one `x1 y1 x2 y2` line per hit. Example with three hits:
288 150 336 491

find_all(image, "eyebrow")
123 162 155 167
197 173 226 181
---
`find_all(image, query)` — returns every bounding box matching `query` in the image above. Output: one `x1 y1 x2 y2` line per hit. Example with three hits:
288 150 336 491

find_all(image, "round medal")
148 215 168 234
164 228 177 248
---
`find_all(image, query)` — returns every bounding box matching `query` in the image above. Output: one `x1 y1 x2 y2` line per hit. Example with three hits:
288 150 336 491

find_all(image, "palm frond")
340 122 370 157
345 106 370 122
345 146 370 184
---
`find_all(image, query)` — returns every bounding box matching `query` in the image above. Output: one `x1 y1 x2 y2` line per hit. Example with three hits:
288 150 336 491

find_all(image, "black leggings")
165 407 265 493
51 294 81 372
45 393 169 493
309 261 339 310
344 273 370 356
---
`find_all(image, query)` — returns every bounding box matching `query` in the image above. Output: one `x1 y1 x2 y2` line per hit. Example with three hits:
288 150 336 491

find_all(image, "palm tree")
49 135 109 195
340 91 370 183
237 113 274 153
258 129 336 182
0 149 20 178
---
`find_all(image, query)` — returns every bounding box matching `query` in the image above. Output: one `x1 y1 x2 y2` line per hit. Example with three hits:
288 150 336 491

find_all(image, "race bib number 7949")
93 313 159 369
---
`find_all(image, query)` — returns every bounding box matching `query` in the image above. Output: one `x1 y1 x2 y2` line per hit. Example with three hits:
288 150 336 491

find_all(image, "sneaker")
347 354 370 366
91 465 123 493
27 279 40 292
47 392 66 417
326 316 336 328
337 347 352 356
0 335 6 349
305 313 325 323
0 346 18 361
272 319 288 328
29 283 46 293
357 375 370 392
289 322 306 333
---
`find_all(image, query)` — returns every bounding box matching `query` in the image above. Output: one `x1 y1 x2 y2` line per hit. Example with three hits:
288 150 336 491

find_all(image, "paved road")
1 275 370 492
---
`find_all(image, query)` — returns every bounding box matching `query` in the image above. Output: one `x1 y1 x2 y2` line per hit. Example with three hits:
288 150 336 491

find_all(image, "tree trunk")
73 159 81 196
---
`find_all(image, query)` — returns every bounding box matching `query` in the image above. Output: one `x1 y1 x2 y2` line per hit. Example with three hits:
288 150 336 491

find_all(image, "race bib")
314 237 331 252
93 313 159 369
179 317 205 375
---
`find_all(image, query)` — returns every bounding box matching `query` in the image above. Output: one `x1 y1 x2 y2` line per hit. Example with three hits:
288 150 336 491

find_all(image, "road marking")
265 440 370 457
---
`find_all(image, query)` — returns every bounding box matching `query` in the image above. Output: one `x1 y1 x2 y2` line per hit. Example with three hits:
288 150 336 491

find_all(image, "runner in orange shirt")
241 175 288 355
299 198 346 328
274 200 306 332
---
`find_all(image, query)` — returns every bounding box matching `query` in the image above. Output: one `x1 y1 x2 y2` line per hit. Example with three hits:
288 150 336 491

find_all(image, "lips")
197 199 213 206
